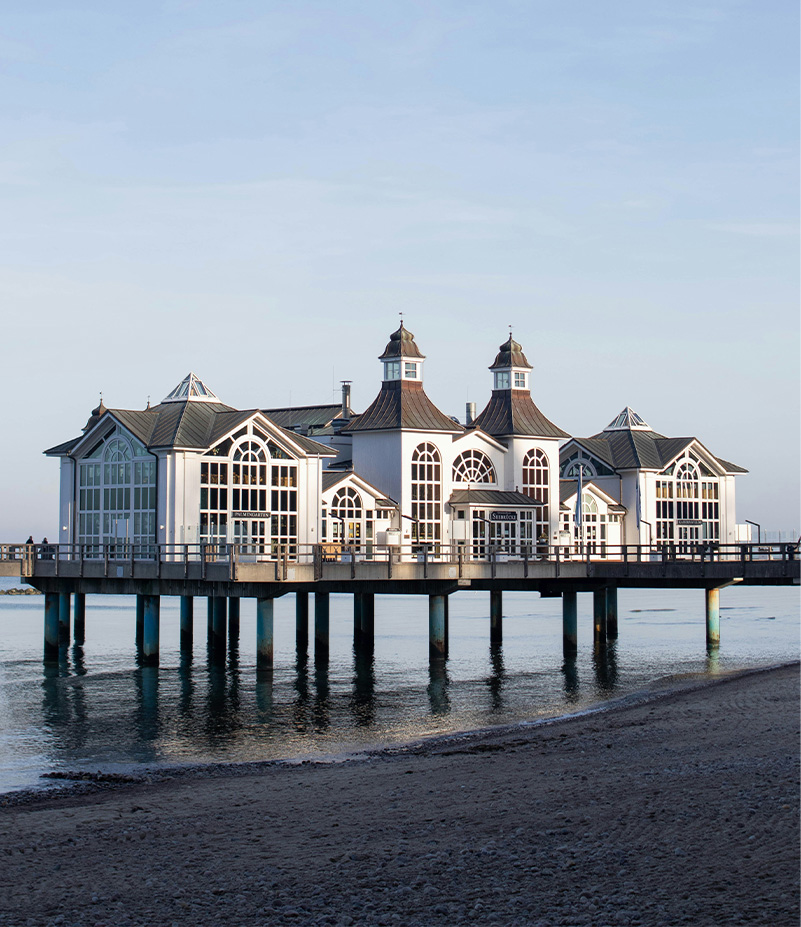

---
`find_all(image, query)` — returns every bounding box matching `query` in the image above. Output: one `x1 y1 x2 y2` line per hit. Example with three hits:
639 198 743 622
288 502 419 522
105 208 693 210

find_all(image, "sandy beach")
0 662 798 927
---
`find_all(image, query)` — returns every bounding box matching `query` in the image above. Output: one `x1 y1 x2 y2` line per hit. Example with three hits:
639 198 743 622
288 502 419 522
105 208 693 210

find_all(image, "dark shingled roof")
344 380 462 434
449 489 542 506
488 335 532 371
261 403 352 437
567 430 747 474
45 401 334 458
322 471 348 492
378 323 425 360
470 390 569 439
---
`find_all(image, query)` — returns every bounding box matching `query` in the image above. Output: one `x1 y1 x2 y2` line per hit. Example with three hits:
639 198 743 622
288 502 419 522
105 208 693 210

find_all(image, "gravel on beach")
0 663 798 927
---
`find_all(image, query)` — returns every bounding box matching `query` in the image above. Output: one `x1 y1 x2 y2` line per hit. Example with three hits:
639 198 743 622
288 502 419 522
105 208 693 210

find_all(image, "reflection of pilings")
490 590 502 644
427 660 450 715
295 592 309 651
351 643 376 725
487 642 505 712
255 667 274 715
706 587 720 649
136 595 145 649
228 598 240 642
142 595 160 666
562 590 577 657
136 666 160 744
429 594 447 659
315 593 330 661
256 598 274 667
73 594 86 645
313 657 330 730
58 593 70 645
592 640 618 691
606 587 618 640
593 588 608 648
180 596 193 652
44 593 59 660
561 657 579 699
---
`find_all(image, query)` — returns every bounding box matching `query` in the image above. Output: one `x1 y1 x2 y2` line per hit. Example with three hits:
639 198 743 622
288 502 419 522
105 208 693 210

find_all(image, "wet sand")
0 663 798 927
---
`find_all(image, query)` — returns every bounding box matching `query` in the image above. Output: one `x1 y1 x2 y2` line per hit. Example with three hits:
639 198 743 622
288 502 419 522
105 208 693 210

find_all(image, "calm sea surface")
0 577 798 793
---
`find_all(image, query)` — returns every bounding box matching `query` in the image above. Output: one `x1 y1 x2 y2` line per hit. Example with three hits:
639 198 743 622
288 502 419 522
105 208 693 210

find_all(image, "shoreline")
2 659 796 802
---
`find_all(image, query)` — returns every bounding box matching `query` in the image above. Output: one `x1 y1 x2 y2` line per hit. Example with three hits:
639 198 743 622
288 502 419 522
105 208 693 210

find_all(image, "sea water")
0 577 797 793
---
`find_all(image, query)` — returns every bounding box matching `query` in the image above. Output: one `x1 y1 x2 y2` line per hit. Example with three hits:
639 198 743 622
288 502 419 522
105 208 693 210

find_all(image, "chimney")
465 402 476 426
341 380 352 417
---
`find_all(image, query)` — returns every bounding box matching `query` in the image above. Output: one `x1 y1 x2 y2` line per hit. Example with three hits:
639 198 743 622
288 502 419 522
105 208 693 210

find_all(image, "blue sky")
1 0 798 537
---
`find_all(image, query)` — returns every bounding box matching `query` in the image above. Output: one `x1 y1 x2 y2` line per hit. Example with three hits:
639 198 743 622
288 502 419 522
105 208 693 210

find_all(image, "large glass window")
411 443 441 554
522 448 550 548
494 371 510 390
77 431 156 555
452 450 496 484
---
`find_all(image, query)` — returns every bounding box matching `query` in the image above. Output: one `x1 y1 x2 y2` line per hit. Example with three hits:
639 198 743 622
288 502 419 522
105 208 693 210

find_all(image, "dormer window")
514 372 527 389
385 361 401 381
404 362 418 379
494 371 510 390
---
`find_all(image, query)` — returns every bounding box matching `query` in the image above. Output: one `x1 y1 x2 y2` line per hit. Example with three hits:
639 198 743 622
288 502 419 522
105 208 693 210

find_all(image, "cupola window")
404 362 419 379
385 361 401 381
514 372 527 389
494 371 510 390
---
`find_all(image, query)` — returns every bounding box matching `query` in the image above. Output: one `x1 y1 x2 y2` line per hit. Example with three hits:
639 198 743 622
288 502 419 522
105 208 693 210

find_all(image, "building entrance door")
677 524 701 556
490 520 517 555
234 519 268 557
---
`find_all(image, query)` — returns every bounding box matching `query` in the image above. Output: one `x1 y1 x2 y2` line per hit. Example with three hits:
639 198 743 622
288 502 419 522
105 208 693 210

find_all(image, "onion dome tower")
470 334 569 439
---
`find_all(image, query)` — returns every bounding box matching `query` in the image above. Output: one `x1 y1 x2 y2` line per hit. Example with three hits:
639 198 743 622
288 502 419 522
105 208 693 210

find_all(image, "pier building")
44 325 747 563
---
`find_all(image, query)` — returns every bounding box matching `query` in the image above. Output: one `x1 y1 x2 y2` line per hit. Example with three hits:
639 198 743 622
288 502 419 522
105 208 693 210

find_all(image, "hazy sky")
1 0 798 538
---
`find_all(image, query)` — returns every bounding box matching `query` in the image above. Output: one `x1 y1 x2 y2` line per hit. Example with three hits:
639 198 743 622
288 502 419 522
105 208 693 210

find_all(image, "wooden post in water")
490 590 503 643
593 588 607 647
429 594 446 659
73 593 86 645
179 596 193 651
44 593 60 660
207 597 214 640
562 589 578 657
314 592 330 660
353 593 363 643
256 597 274 666
58 593 70 645
706 587 720 648
606 586 618 640
142 594 160 666
295 592 309 650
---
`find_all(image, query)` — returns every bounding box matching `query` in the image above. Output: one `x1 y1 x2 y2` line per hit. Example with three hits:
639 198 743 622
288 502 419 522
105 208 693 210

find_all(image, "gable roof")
559 479 626 511
470 390 569 439
261 403 352 437
564 430 746 474
343 380 462 434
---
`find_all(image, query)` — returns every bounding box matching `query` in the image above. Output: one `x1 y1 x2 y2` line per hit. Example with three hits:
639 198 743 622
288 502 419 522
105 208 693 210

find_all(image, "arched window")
563 458 596 479
452 450 496 484
331 486 362 542
675 459 700 524
411 443 441 552
230 439 269 515
522 448 550 542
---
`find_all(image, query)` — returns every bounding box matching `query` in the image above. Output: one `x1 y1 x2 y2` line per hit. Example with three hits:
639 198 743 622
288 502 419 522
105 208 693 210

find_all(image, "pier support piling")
429 594 447 659
314 592 330 660
562 589 578 657
295 592 309 650
212 597 227 652
207 597 214 640
228 598 240 642
142 595 160 666
44 593 60 660
58 593 70 645
353 593 363 642
706 587 720 649
490 590 503 643
73 593 85 645
593 588 608 647
606 586 618 640
180 596 193 651
136 595 145 649
361 593 375 644
256 598 274 667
